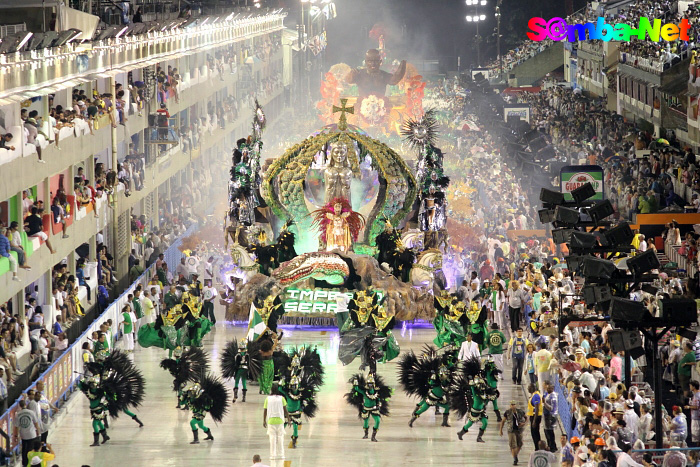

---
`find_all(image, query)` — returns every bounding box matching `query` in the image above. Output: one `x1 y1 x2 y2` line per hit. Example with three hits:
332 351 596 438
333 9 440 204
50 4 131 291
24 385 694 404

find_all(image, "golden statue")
324 141 353 205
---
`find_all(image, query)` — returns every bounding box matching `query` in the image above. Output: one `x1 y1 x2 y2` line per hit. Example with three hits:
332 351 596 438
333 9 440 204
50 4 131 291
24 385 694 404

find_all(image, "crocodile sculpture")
272 252 350 286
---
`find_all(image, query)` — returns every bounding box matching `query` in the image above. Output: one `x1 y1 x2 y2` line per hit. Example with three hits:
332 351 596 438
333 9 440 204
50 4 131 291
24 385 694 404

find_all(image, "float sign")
283 288 384 315
560 165 604 201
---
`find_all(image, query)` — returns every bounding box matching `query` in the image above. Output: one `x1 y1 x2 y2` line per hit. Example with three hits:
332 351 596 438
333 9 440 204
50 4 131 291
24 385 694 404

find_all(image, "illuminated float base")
224 252 434 323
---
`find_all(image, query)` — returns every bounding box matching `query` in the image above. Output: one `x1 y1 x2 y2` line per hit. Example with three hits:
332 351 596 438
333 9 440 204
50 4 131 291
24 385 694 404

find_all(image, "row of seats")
0 116 94 166
0 230 34 276
0 194 83 278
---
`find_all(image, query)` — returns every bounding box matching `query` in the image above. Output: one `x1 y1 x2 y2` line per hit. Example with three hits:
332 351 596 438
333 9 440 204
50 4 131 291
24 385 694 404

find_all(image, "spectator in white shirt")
638 235 647 252
623 399 640 440
616 442 643 467
458 333 481 361
204 256 214 282
52 333 68 361
250 454 271 467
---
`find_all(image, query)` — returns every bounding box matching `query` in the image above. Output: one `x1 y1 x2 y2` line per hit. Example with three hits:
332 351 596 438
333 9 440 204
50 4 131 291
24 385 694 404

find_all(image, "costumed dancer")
345 372 392 442
160 346 209 409
483 357 503 423
399 345 455 428
275 220 297 264
221 338 261 403
78 351 145 446
247 290 284 395
184 373 229 444
137 303 188 356
432 290 468 348
338 290 399 373
248 220 297 275
226 140 257 247
452 356 492 443
277 347 324 449
466 300 489 352
375 218 415 282
181 290 213 347
311 197 365 253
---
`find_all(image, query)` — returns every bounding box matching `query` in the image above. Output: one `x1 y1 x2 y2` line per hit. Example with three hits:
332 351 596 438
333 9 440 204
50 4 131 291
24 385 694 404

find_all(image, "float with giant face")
317 48 426 137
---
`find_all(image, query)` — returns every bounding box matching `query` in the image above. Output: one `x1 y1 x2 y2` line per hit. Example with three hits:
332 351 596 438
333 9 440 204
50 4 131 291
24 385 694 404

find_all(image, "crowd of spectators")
412 73 700 464
485 0 700 78
613 0 700 74
514 86 699 222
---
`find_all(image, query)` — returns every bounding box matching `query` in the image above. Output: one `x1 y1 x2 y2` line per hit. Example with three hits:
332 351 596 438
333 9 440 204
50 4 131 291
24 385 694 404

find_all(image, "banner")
283 288 384 316
560 164 605 201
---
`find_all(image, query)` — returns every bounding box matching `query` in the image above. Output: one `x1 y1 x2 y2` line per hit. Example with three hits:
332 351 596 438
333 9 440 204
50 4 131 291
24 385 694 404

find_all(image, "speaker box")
604 223 634 246
587 200 614 223
607 329 643 354
629 346 646 359
609 297 649 323
582 256 616 280
538 208 555 224
571 182 596 204
552 228 573 245
607 330 626 353
538 146 557 161
582 285 612 305
570 231 598 249
540 188 565 206
554 206 580 226
660 298 698 327
627 249 660 275
523 130 541 143
566 254 584 273
529 136 548 152
622 329 643 349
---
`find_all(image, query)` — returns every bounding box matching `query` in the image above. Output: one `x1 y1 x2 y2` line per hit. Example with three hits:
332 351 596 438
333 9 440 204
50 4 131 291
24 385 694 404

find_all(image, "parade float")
222 68 451 330
317 46 426 138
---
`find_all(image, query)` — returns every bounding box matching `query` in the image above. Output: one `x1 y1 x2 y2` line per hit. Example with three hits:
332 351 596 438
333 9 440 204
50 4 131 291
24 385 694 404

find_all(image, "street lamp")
465 0 487 66
465 0 487 67
495 0 502 77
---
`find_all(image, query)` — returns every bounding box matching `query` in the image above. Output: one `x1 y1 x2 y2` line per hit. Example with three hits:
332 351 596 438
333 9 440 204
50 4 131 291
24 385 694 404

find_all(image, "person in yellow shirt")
27 442 55 467
534 342 552 394
527 384 543 452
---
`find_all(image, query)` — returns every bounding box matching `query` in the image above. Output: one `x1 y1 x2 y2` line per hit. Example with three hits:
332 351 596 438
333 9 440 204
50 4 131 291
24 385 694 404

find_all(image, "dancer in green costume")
432 290 468 348
399 346 456 428
79 350 145 446
452 356 497 443
345 372 392 442
78 375 109 446
185 374 229 444
483 357 503 422
222 338 261 403
160 346 210 409
277 347 324 448
259 339 275 395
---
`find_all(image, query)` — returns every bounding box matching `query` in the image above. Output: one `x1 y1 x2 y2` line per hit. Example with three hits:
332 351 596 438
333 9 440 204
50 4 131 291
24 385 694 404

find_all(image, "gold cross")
332 98 354 131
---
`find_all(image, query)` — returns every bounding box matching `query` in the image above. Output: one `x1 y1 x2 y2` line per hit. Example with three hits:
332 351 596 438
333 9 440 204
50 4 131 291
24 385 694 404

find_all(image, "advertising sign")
503 104 531 123
560 164 605 201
